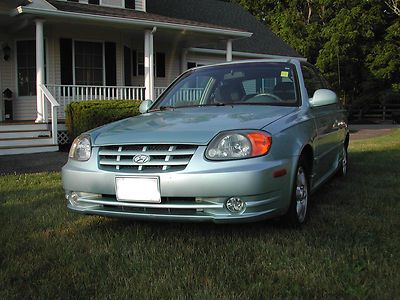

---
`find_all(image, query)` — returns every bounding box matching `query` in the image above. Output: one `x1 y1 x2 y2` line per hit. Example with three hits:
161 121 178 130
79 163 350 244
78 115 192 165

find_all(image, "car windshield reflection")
153 62 299 109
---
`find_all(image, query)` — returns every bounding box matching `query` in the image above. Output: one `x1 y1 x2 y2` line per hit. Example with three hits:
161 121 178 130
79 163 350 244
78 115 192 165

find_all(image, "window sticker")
280 71 289 78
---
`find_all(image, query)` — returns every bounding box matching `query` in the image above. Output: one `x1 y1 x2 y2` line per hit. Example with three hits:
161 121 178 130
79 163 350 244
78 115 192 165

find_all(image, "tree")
385 0 400 16
232 0 399 105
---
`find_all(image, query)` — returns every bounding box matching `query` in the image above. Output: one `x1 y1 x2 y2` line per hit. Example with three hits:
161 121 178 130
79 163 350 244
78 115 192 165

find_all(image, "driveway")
349 124 399 140
0 151 68 175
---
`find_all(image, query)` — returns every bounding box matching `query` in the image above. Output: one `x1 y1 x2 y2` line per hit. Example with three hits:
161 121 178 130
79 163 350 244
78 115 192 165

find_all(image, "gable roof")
146 0 301 58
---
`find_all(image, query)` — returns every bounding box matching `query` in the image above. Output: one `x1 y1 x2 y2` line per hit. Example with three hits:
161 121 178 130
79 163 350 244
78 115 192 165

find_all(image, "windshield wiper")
149 106 175 112
197 103 227 107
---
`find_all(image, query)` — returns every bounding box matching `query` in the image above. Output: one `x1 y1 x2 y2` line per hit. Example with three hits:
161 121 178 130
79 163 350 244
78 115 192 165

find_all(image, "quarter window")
301 64 326 98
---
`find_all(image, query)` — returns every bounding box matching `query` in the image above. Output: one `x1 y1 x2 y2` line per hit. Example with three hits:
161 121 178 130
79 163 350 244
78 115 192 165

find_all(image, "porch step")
0 123 49 132
0 123 58 156
0 144 59 156
0 130 50 139
0 137 54 147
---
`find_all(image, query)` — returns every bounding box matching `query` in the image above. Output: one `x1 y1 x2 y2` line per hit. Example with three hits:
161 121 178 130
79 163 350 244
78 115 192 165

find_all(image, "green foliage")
65 100 142 140
233 0 400 105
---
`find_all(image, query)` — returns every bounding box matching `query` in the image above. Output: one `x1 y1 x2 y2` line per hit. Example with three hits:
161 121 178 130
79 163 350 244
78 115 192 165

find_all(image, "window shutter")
156 52 165 78
124 46 132 86
187 62 197 70
60 38 73 85
132 50 137 76
105 42 116 86
125 0 136 9
88 0 99 4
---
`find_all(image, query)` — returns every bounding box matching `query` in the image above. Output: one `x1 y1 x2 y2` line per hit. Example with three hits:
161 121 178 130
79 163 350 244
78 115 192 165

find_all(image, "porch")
44 84 165 119
0 0 250 155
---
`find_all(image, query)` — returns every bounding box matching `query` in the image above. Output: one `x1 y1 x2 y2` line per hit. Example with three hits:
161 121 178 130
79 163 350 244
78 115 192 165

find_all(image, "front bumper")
62 147 295 223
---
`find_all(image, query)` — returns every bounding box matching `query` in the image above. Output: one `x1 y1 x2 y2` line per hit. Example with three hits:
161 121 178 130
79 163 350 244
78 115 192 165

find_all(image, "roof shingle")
146 0 301 57
46 0 248 34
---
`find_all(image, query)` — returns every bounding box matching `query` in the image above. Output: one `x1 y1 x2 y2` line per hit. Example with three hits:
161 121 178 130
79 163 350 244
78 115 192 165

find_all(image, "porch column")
144 29 155 100
226 39 233 62
35 19 45 123
181 49 188 73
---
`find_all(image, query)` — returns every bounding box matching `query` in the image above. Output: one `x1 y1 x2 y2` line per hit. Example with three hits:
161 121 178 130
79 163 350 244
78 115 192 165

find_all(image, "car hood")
92 106 297 146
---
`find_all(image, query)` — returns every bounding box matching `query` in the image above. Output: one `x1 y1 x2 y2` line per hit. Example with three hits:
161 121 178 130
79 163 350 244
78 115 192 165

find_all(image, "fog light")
225 197 246 214
68 192 79 206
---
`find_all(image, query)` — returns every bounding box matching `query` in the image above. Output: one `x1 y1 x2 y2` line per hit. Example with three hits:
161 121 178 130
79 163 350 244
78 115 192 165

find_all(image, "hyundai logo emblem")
133 154 151 164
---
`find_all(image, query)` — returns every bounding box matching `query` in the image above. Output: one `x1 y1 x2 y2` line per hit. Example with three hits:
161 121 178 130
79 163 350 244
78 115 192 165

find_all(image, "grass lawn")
1 130 399 299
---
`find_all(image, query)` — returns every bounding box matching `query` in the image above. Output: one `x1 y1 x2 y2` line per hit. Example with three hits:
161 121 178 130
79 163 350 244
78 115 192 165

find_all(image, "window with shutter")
74 41 103 86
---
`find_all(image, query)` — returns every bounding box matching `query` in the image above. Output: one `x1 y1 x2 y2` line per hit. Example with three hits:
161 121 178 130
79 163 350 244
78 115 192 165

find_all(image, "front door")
301 63 338 183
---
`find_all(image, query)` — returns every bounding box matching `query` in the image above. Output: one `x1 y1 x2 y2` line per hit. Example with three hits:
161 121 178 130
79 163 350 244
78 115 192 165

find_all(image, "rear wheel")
283 158 310 227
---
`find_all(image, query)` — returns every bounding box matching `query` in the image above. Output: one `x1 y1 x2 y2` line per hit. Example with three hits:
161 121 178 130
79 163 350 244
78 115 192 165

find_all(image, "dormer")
60 0 146 11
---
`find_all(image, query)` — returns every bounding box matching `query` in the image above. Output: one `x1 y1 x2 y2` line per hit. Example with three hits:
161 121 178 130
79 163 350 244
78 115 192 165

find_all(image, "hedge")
65 100 142 140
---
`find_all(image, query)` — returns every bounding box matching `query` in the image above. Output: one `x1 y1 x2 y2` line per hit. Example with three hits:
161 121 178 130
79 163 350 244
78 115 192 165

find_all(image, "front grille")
98 144 198 172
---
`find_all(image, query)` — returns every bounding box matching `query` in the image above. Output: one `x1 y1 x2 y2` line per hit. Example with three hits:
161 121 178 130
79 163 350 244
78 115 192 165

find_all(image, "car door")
301 63 338 182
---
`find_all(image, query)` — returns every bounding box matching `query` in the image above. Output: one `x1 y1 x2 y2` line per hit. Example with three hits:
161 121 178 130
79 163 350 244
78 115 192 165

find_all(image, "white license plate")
115 177 161 203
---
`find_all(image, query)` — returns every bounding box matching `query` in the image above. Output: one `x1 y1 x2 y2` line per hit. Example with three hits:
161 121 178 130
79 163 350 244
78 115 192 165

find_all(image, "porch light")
2 44 10 61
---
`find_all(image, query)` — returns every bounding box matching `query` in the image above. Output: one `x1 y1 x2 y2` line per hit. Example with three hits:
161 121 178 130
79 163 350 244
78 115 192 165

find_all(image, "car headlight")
206 130 272 160
69 134 92 161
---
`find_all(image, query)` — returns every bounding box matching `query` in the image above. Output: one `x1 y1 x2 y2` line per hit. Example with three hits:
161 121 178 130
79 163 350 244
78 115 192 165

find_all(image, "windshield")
152 62 299 110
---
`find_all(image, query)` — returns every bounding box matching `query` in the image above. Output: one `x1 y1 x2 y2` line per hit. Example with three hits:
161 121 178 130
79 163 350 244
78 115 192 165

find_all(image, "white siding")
186 52 228 66
0 35 17 119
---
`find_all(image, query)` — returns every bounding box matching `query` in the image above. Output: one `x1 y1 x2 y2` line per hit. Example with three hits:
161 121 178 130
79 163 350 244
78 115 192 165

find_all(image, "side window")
301 64 325 98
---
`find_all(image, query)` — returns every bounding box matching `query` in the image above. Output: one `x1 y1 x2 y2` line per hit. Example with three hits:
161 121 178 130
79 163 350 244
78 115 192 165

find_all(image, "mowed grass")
1 130 399 299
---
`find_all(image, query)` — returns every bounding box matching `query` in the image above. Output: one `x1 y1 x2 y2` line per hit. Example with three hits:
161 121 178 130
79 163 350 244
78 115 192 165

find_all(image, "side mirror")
309 89 338 107
139 99 154 114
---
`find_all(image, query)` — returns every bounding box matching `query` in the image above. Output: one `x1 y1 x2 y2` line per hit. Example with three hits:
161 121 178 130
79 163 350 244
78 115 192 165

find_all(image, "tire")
337 144 348 177
282 158 310 227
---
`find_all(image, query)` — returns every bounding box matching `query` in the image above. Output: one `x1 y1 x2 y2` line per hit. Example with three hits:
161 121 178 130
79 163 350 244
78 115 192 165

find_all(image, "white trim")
226 39 232 62
35 19 45 123
14 6 252 39
189 47 306 61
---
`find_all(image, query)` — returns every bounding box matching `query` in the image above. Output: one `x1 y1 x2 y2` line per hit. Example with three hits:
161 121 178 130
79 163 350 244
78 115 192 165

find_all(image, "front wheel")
282 159 310 227
337 145 348 177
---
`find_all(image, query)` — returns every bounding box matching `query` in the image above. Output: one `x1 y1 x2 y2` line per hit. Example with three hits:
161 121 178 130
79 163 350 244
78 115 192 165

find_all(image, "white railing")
45 84 146 119
39 84 60 145
155 87 167 99
154 88 204 103
155 87 204 106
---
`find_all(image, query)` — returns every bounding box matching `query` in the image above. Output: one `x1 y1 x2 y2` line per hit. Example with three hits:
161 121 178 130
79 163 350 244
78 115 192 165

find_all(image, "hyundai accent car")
62 59 349 226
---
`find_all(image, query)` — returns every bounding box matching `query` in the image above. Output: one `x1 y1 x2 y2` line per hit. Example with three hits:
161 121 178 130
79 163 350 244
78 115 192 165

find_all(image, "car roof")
190 58 300 72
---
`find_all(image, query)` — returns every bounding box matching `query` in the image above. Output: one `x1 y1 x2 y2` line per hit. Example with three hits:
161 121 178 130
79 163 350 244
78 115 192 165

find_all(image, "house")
0 0 301 155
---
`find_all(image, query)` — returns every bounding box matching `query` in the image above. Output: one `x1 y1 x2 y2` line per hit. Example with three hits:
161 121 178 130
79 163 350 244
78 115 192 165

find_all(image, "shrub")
65 100 142 140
